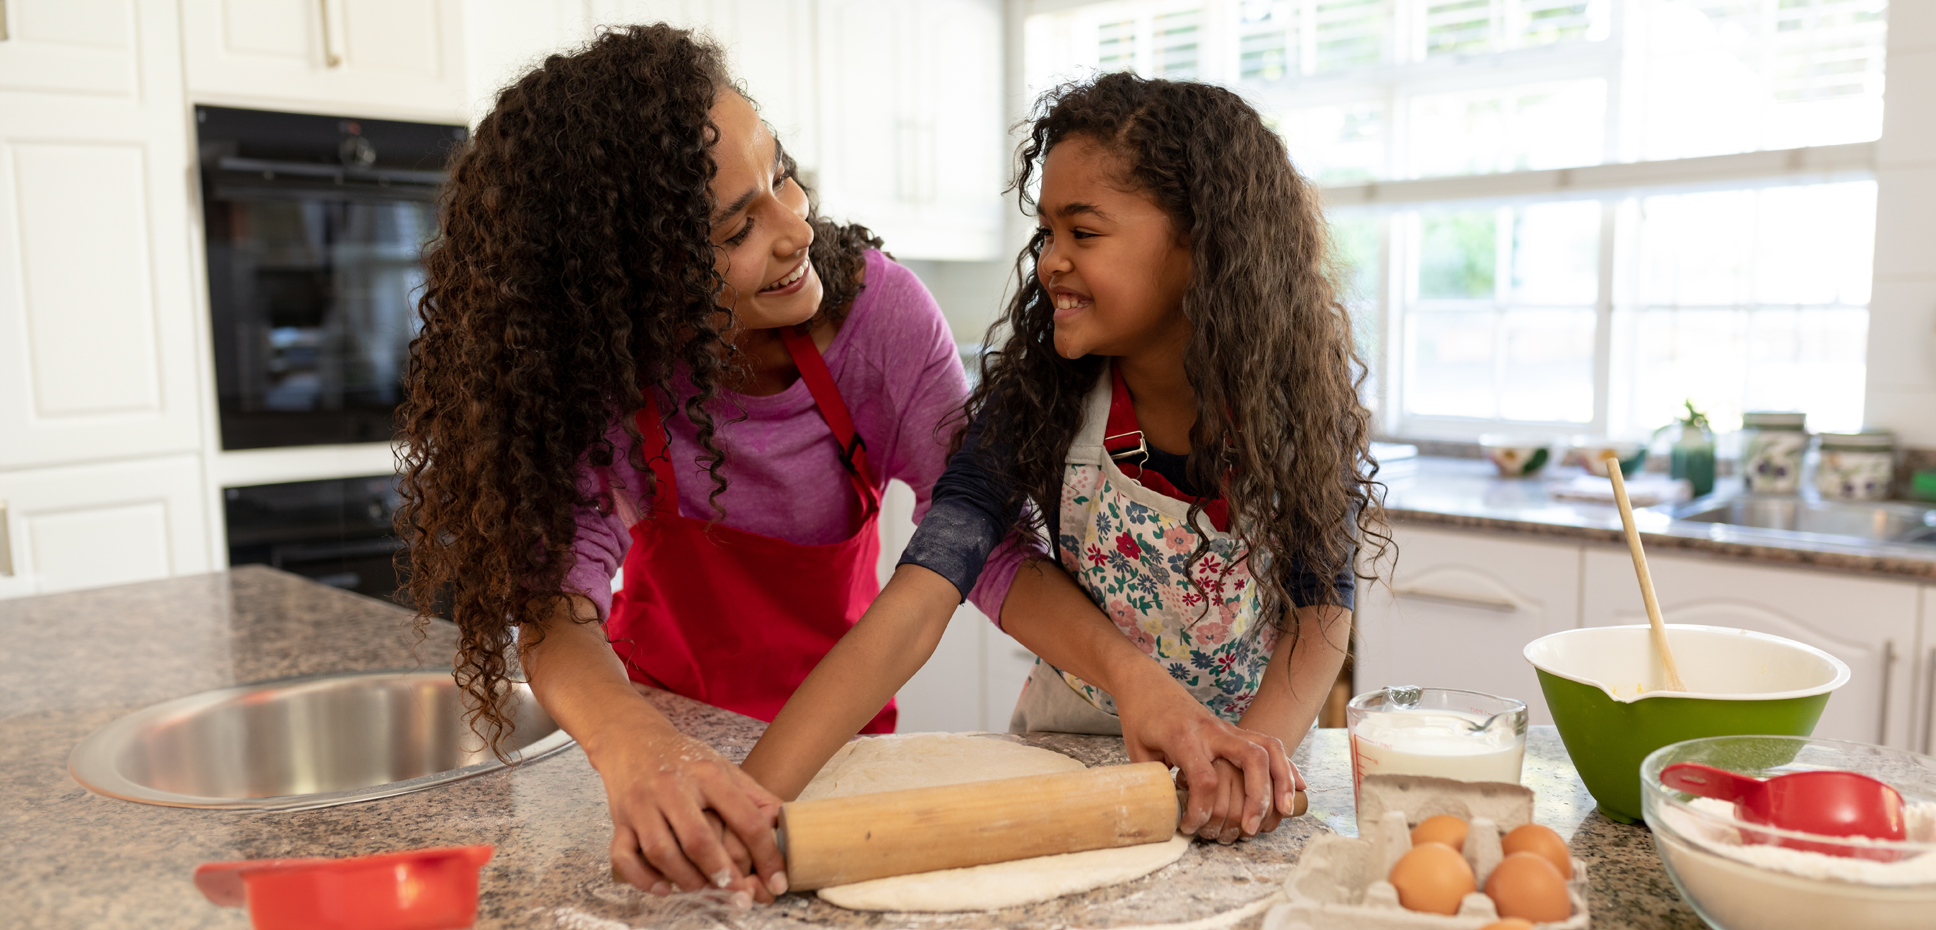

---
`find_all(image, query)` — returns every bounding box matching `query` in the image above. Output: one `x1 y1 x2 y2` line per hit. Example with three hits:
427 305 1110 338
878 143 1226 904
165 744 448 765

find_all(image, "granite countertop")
6 566 1708 929
1385 456 1936 581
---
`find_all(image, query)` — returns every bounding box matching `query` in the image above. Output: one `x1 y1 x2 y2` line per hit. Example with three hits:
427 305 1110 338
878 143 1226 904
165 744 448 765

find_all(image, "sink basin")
1672 495 1936 546
69 670 574 811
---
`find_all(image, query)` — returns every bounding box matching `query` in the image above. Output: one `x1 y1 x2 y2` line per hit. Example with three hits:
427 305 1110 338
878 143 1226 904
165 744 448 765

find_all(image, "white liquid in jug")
1349 708 1525 786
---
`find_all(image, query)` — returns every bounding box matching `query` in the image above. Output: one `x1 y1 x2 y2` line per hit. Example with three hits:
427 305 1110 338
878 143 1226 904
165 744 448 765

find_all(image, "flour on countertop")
1664 798 1936 886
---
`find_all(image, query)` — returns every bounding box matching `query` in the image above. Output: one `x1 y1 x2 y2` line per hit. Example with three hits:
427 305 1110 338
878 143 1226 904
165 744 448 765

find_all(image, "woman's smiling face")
1033 135 1192 360
708 90 820 332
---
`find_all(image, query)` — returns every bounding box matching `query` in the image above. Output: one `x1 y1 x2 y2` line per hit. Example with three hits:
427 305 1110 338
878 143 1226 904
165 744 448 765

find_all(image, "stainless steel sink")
1672 495 1936 546
69 669 574 811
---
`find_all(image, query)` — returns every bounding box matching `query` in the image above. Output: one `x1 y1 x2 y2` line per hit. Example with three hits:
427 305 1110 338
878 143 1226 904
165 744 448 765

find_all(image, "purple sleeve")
561 419 643 620
966 530 1040 630
857 256 970 522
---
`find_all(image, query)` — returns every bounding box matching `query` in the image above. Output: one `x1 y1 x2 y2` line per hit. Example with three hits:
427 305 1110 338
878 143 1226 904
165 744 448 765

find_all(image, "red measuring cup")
1659 762 1906 860
194 844 494 930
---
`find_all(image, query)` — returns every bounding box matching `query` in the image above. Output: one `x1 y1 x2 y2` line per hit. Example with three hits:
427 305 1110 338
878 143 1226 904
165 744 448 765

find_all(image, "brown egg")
1485 852 1571 922
1477 921 1535 930
1411 814 1469 850
1502 823 1574 879
1388 841 1475 916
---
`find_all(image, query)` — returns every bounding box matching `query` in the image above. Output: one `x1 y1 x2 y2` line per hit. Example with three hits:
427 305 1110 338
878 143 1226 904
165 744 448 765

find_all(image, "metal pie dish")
69 669 574 811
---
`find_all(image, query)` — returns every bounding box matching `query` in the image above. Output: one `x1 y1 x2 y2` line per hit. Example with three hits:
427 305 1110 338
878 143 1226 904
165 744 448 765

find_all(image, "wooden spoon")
1602 453 1688 692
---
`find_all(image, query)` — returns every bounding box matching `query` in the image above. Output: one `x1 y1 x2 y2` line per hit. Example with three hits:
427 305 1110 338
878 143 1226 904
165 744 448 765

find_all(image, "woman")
396 25 980 903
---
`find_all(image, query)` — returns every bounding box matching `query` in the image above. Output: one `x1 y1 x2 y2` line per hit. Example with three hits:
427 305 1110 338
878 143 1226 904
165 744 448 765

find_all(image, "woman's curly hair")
970 72 1390 658
396 24 880 752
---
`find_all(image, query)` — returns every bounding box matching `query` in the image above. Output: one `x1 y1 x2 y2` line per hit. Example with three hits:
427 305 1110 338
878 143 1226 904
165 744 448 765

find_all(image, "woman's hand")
518 597 788 903
594 721 788 903
1112 662 1300 842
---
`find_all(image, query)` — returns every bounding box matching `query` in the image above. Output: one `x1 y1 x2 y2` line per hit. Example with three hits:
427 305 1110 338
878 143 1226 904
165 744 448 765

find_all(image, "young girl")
397 26 993 903
743 72 1385 845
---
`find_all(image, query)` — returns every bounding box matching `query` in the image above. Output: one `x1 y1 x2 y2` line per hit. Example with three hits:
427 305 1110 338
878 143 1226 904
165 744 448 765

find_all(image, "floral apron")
1010 365 1276 734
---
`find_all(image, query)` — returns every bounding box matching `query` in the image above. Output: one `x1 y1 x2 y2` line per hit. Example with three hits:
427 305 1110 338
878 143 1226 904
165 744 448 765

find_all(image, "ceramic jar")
1740 411 1808 494
1815 431 1895 501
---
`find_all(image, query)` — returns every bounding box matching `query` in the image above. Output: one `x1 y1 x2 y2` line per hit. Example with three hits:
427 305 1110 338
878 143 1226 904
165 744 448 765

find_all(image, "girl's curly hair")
396 24 880 752
970 72 1389 654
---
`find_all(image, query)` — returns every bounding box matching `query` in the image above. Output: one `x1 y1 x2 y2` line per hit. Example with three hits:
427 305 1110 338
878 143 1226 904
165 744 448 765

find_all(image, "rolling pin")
780 760 1309 890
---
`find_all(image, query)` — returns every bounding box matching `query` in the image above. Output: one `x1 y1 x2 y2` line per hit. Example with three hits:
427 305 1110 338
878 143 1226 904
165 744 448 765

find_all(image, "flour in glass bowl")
1664 798 1936 885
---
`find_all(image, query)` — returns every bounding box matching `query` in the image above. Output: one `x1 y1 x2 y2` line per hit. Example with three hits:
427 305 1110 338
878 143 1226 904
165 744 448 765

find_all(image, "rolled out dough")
800 733 1192 912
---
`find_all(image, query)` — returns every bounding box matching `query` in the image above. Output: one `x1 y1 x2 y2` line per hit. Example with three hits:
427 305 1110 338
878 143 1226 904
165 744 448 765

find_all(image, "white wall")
1867 3 1936 446
900 258 1016 346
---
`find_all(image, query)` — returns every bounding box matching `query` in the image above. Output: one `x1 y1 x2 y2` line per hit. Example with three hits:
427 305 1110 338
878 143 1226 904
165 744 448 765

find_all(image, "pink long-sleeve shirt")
564 250 1024 622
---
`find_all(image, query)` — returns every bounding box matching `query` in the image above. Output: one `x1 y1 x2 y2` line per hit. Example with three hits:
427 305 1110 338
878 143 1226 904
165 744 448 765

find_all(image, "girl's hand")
1180 755 1304 843
594 723 788 903
1112 663 1299 840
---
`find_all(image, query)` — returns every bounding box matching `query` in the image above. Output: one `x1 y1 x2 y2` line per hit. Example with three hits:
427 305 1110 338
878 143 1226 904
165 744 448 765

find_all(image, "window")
1024 0 1888 439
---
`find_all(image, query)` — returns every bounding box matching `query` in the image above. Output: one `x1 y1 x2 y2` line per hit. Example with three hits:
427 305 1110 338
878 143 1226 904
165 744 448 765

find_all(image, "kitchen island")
4 567 1707 928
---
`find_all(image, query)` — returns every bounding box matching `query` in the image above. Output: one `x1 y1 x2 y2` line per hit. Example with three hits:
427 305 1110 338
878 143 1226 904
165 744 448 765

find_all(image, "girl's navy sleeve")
896 411 1020 601
1285 547 1356 612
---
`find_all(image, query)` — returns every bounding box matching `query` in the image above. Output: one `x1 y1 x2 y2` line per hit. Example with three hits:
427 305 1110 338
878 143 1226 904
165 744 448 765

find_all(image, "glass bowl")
1641 736 1936 930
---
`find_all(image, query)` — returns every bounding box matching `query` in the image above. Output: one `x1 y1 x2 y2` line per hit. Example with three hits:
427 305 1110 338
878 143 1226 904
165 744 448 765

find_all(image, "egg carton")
1264 775 1590 930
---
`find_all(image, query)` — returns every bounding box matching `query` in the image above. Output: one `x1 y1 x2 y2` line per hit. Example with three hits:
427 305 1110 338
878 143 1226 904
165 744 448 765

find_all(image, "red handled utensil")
1659 762 1906 859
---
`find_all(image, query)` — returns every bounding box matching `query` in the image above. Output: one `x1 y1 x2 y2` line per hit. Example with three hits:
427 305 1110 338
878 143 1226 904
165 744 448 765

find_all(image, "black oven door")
205 185 438 450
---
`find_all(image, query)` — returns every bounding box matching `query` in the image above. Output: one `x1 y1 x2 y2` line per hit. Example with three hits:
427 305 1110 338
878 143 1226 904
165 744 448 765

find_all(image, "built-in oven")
198 106 463 600
196 105 465 450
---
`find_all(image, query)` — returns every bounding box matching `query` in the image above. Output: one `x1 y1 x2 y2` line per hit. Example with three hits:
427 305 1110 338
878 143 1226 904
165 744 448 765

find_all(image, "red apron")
605 328 895 733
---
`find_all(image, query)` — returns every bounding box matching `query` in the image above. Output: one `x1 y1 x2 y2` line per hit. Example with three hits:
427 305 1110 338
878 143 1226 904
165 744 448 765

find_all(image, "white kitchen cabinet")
467 0 1003 257
1912 589 1928 755
0 0 208 473
182 0 469 122
1581 548 1923 749
1918 585 1934 755
586 1 820 170
815 0 1006 260
463 0 596 124
0 455 212 599
1353 526 1583 725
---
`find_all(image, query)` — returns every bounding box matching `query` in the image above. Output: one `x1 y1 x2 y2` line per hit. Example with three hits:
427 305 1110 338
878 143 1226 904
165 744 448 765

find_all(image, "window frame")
1023 0 1888 440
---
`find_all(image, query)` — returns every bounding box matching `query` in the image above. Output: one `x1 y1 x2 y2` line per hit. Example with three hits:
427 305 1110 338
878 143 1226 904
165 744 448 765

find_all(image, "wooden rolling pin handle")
1171 788 1309 824
780 761 1179 890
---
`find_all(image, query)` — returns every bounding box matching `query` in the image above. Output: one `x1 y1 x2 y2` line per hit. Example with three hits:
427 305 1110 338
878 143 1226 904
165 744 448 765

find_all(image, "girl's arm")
1207 604 1350 839
522 596 787 900
739 563 963 798
1238 605 1350 742
997 559 1299 841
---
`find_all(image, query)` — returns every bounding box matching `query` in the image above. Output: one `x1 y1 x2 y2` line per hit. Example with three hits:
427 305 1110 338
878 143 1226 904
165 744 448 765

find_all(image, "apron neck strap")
630 329 881 520
780 326 880 510
1104 362 1149 465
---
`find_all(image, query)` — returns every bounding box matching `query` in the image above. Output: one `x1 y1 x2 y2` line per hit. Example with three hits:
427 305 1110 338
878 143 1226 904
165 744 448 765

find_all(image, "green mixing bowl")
1524 625 1849 823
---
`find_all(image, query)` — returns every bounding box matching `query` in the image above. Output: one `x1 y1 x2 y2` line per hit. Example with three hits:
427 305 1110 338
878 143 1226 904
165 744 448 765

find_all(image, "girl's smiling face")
708 90 821 331
1034 135 1193 360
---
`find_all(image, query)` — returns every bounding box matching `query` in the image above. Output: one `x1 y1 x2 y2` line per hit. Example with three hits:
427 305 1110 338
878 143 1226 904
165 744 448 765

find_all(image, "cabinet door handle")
1923 647 1935 755
1392 586 1518 612
1 0 10 42
319 0 342 67
1877 639 1897 745
0 500 12 577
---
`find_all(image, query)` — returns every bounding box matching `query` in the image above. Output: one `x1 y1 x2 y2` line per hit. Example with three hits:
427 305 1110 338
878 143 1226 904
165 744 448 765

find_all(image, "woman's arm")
739 563 962 799
522 596 787 900
997 559 1299 841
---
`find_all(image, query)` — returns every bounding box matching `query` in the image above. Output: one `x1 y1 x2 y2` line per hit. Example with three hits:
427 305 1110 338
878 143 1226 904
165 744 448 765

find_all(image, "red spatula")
1660 762 1906 860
